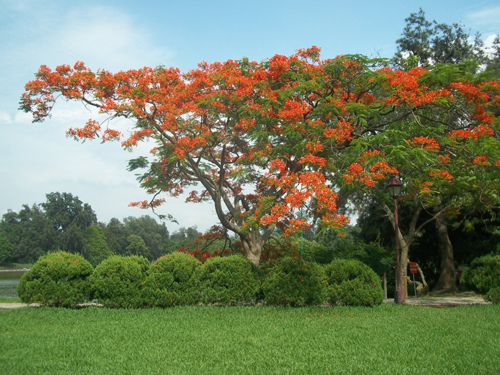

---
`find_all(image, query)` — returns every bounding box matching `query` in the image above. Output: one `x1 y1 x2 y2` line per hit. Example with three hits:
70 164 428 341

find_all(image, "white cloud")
467 5 500 32
53 6 174 71
0 111 13 124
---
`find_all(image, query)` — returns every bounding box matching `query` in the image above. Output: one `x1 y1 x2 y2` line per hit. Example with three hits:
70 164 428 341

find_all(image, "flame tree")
21 47 499 270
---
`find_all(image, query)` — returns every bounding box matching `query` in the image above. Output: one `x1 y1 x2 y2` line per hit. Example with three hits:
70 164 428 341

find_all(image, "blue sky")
1 0 499 231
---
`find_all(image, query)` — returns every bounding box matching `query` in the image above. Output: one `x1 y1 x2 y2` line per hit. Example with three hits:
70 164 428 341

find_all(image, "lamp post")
387 176 405 304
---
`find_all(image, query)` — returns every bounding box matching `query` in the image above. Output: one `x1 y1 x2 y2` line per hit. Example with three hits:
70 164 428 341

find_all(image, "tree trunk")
240 229 265 267
431 209 458 294
399 235 409 298
383 272 388 299
382 202 410 299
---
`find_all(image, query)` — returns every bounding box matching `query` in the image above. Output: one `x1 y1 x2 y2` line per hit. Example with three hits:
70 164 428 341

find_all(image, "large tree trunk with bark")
240 229 266 267
431 208 458 294
382 202 411 298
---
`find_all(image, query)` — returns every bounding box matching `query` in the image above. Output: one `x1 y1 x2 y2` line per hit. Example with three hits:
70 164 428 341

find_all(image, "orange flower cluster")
449 81 498 123
429 169 453 181
357 149 381 163
299 154 327 167
128 199 166 209
343 163 377 187
305 141 325 153
407 136 440 150
418 181 434 194
472 155 489 166
439 154 450 165
278 99 311 122
379 66 452 107
449 81 489 104
344 152 398 188
121 128 154 147
448 124 494 140
66 119 101 140
173 136 207 159
323 120 353 143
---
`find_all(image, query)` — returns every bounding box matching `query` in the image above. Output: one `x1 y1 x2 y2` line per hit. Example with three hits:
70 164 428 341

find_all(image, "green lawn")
1 304 499 374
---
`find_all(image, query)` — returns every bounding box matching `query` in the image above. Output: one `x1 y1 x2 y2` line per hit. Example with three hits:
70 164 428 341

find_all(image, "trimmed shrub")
485 287 500 304
197 255 259 305
17 251 93 306
142 252 201 307
261 257 326 307
324 259 384 307
89 255 149 308
461 254 500 294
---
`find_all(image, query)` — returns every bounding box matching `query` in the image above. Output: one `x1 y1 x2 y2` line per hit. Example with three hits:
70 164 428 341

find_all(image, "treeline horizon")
0 192 203 265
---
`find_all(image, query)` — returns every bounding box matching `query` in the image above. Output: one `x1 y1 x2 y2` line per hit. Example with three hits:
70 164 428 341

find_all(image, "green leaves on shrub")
261 257 326 307
142 252 200 307
89 255 149 308
485 287 500 304
198 255 259 305
324 259 384 307
17 251 93 306
461 254 500 294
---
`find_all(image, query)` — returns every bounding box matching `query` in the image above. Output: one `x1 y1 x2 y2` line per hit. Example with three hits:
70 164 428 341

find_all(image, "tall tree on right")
381 9 500 294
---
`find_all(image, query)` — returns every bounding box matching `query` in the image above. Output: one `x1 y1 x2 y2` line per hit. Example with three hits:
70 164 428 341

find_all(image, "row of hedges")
17 251 384 307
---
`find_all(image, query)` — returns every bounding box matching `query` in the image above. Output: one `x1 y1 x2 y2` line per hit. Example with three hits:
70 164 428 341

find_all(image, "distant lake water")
0 270 27 299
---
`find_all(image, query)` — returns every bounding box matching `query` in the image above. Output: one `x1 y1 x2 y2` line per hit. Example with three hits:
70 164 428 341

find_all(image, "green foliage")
197 255 259 305
324 259 384 306
486 287 500 304
16 251 93 305
0 233 14 264
1 205 57 263
41 192 97 255
461 254 500 294
121 216 170 260
393 8 485 68
261 257 326 306
298 238 332 264
142 252 200 307
82 225 114 267
126 234 151 259
89 255 149 308
317 228 393 275
41 192 97 232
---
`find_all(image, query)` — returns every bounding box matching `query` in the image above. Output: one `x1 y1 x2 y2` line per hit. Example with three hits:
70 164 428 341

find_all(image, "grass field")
1 304 499 374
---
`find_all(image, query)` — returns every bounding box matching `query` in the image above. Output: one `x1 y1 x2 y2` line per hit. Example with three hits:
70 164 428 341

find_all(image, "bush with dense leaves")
142 252 201 307
197 255 259 305
324 259 384 307
461 254 500 294
17 251 93 306
89 255 149 308
486 287 500 304
261 257 326 306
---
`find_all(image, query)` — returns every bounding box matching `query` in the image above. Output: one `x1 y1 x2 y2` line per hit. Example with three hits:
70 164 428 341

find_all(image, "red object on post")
409 262 418 274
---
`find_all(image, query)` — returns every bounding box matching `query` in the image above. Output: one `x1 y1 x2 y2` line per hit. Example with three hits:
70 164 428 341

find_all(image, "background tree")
121 216 169 260
82 225 114 266
40 192 97 254
1 205 57 263
393 8 486 69
100 218 125 255
0 232 14 264
125 234 151 259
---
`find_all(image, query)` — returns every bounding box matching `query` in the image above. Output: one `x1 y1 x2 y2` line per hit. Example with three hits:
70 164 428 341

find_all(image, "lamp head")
386 176 403 199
